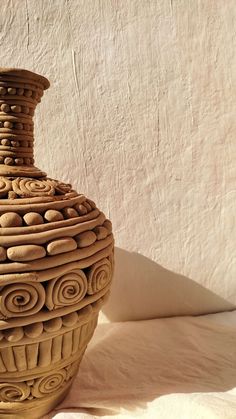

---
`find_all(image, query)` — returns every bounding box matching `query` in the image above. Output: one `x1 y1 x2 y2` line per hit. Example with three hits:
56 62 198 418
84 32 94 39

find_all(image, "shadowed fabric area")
43 250 236 418
44 309 236 418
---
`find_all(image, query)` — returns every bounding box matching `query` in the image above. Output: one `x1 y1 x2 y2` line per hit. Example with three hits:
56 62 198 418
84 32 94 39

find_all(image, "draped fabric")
44 310 236 419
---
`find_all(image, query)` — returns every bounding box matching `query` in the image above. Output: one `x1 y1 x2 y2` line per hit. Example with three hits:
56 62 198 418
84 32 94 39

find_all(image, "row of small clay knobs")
0 135 33 165
0 203 108 227
0 120 33 131
0 138 32 148
0 103 34 116
0 311 82 343
0 155 34 166
0 86 41 100
0 222 111 262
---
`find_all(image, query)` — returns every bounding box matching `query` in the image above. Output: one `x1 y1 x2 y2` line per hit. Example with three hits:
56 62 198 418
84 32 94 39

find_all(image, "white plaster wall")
0 0 235 310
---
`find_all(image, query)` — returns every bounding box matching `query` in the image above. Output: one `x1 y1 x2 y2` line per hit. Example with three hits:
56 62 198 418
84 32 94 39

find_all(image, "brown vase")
0 68 114 418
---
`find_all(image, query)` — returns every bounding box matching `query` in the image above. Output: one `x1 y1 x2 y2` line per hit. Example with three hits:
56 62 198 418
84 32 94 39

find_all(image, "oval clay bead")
11 140 20 147
47 237 77 255
4 327 24 342
74 204 87 215
4 157 14 166
8 87 16 95
15 158 24 166
1 104 10 112
44 209 64 222
24 322 43 338
7 244 46 261
62 312 78 327
16 88 24 96
11 105 21 113
4 121 13 129
23 212 44 226
43 317 62 333
93 226 108 240
1 139 10 146
62 207 78 219
75 231 97 248
83 201 92 211
103 219 112 233
0 212 23 228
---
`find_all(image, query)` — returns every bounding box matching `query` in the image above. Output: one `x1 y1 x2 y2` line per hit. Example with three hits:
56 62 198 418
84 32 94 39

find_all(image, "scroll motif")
47 178 72 195
31 369 66 398
12 178 55 197
0 382 30 402
87 258 112 295
45 269 88 310
0 362 79 402
0 282 45 318
0 177 11 197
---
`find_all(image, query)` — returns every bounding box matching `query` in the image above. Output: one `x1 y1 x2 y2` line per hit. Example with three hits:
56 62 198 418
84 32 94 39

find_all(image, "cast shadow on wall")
102 247 235 322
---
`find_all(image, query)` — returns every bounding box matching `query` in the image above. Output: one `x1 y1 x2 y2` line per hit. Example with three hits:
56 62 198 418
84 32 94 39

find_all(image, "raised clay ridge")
0 68 114 418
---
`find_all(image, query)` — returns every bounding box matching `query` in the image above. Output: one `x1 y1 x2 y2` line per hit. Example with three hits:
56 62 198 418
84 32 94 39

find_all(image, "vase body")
0 69 114 418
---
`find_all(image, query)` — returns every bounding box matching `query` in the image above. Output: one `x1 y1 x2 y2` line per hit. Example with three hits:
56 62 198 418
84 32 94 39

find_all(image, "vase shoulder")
0 69 114 417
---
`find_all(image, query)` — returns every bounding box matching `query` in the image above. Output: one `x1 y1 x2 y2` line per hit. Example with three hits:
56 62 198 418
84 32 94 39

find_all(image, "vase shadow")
49 309 236 417
102 247 235 322
45 248 236 418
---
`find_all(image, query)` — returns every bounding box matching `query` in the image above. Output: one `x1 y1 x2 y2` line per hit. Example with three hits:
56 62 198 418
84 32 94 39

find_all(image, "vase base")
0 379 72 419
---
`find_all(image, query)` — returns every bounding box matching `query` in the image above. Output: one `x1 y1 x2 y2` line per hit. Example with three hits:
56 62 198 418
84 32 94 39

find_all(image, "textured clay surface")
0 68 114 418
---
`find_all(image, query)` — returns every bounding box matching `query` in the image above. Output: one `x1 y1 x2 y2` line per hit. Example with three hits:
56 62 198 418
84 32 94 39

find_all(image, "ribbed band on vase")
0 69 50 178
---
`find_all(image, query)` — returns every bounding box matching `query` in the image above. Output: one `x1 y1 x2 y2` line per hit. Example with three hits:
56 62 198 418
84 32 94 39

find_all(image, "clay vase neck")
0 67 114 419
0 68 50 178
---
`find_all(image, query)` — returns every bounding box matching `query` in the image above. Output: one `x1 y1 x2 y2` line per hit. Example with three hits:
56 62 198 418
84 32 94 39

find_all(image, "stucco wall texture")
0 1 235 311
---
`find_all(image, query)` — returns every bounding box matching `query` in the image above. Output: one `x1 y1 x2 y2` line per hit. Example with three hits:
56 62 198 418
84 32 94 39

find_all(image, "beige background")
0 0 235 315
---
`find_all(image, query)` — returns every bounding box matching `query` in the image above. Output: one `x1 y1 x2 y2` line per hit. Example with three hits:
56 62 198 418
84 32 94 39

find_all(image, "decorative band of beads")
0 86 42 101
0 120 33 132
0 87 35 140
0 138 31 147
0 306 98 377
0 103 35 117
0 294 104 346
0 156 34 166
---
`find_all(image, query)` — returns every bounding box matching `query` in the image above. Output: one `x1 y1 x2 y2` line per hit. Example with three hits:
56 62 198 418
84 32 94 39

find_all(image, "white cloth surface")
44 310 236 419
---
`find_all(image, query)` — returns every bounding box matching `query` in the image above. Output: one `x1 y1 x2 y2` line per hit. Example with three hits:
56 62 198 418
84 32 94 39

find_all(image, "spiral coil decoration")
31 369 66 398
0 177 12 197
0 282 45 318
0 382 30 402
0 69 114 418
45 269 88 310
12 177 55 197
47 178 72 195
87 258 112 295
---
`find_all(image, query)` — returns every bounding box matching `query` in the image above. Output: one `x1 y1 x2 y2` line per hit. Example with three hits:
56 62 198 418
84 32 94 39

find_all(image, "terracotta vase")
0 68 114 418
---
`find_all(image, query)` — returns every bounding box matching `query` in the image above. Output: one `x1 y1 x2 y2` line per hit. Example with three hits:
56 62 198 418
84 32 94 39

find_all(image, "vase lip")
0 67 50 90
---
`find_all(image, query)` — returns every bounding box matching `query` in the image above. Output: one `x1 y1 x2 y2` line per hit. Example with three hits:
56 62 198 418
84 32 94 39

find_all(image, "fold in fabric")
44 310 236 419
